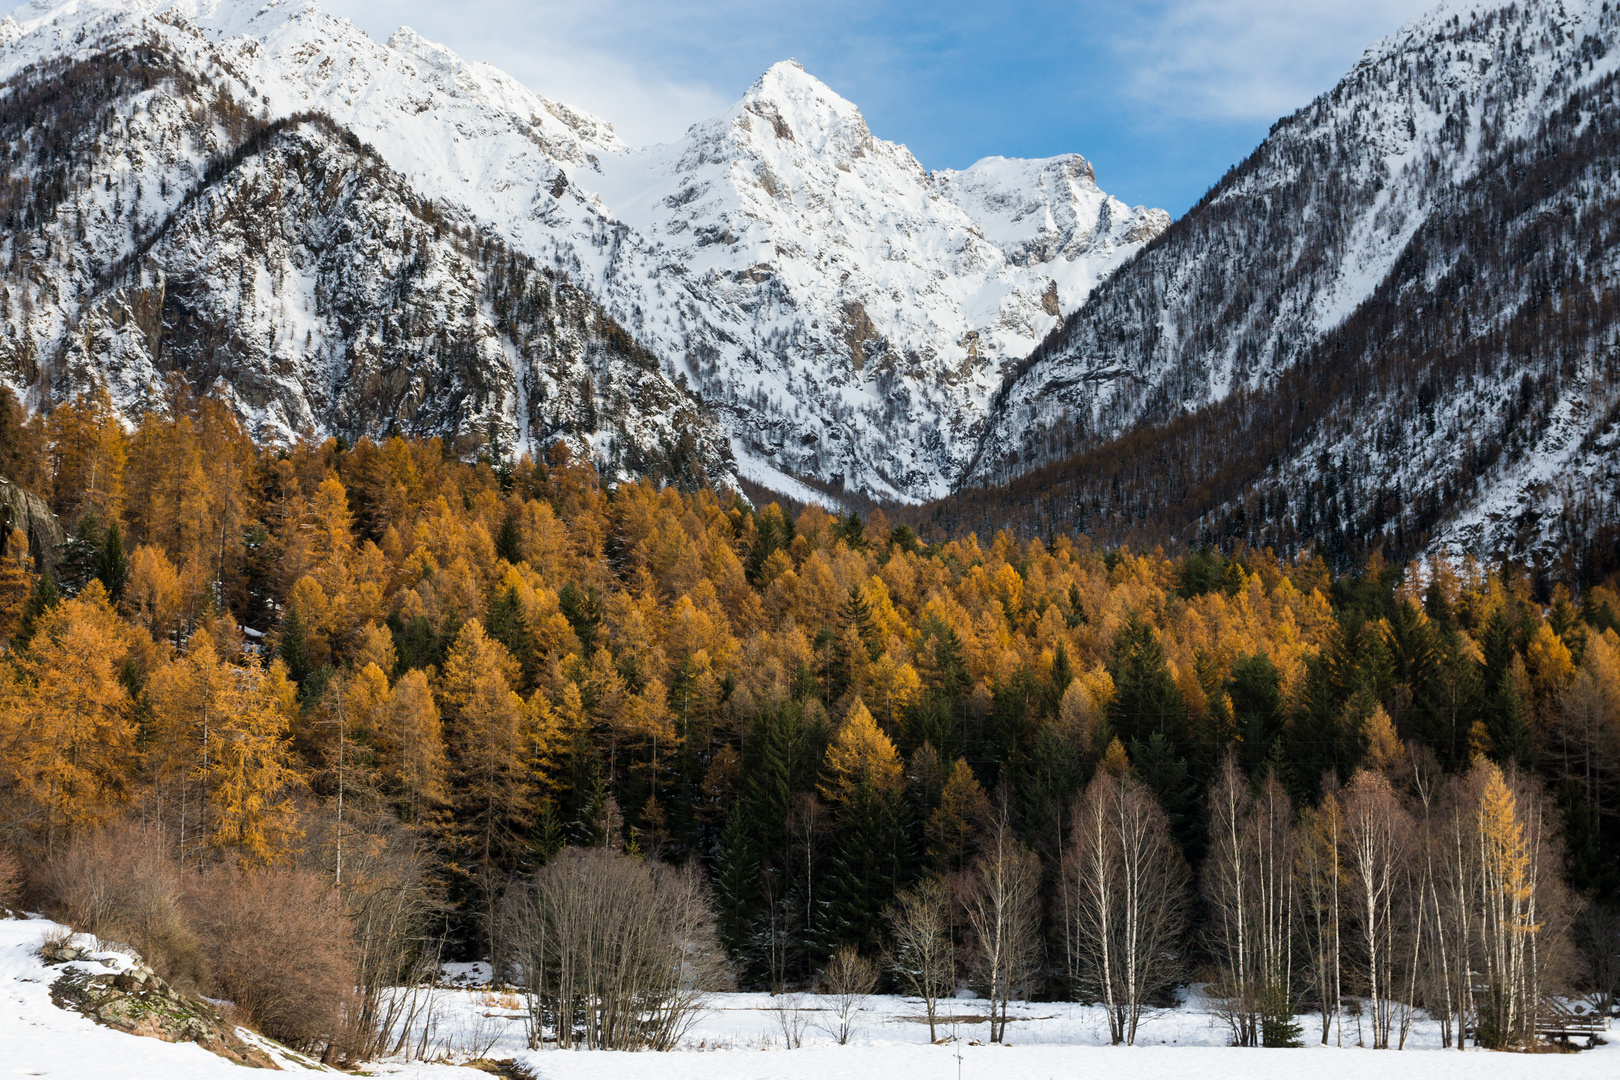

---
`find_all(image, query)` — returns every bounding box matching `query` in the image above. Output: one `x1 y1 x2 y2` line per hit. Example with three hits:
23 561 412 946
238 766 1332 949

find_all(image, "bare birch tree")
1061 770 1188 1045
1203 763 1300 1046
1427 761 1583 1048
1203 760 1257 1044
1431 767 1481 1049
1341 769 1410 1048
885 875 955 1041
1297 784 1344 1045
960 816 1042 1044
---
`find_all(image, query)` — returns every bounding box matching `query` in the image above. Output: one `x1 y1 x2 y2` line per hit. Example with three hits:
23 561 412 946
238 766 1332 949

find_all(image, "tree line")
0 389 1616 1055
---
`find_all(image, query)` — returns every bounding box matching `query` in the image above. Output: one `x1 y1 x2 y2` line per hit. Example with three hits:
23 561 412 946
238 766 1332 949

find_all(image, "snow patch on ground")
1 915 1613 1080
0 915 343 1077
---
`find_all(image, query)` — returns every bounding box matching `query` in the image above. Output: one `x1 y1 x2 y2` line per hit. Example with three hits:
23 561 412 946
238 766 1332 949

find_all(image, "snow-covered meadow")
3 914 1614 1080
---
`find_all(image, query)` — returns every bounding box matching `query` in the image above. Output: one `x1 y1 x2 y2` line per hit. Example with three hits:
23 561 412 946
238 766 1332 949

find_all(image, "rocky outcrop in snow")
41 936 276 1068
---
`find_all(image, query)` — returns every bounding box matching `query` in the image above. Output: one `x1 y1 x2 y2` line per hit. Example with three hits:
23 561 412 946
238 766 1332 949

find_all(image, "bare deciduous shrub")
769 990 809 1048
38 923 75 952
187 862 357 1055
500 846 728 1050
817 945 877 1045
303 809 443 1060
40 822 205 987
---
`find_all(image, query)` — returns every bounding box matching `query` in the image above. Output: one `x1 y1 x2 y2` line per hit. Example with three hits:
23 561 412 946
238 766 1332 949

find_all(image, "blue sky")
324 0 1436 215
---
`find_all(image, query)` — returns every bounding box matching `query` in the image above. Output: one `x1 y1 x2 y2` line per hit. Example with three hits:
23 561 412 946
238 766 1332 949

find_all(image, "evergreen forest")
0 385 1616 1056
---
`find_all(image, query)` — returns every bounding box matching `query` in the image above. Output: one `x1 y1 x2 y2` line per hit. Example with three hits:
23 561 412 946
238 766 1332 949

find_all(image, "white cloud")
320 0 731 146
454 37 729 148
1113 0 1438 121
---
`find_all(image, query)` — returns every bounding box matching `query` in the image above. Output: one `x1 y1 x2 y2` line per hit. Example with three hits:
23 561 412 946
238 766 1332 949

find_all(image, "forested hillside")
961 0 1620 568
0 396 1615 1055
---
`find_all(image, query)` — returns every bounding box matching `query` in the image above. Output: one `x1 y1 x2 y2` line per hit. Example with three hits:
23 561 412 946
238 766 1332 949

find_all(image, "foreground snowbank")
2 914 1615 1080
0 916 333 1078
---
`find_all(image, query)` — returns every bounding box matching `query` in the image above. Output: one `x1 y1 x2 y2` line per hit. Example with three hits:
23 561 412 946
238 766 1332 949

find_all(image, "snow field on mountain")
0 0 1167 501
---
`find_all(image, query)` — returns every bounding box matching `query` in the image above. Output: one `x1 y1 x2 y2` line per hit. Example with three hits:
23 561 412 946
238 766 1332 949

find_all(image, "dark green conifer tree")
94 521 128 604
1107 618 1185 746
1229 653 1285 776
278 603 312 686
494 510 522 565
818 777 904 960
14 573 60 649
486 585 534 687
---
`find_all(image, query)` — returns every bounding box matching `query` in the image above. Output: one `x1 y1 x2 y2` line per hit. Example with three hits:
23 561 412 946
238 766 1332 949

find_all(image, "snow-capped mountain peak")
735 59 876 157
568 59 1167 501
966 0 1620 562
0 0 1167 502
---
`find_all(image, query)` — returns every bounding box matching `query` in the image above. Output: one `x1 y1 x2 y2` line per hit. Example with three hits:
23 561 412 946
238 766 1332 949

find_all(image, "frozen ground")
2 915 1614 1079
0 916 338 1078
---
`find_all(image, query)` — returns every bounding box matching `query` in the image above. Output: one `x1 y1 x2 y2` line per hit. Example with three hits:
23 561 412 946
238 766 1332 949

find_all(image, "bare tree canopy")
885 875 955 1042
1061 770 1189 1045
499 846 729 1050
959 814 1042 1045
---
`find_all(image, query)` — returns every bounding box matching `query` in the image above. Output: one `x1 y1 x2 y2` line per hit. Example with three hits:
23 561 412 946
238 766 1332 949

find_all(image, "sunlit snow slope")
0 0 1166 500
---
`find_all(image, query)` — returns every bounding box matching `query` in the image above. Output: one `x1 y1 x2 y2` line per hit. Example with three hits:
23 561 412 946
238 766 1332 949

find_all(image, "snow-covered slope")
0 0 1165 499
966 0 1620 560
583 62 1166 500
5 913 1617 1080
0 41 734 483
0 917 345 1077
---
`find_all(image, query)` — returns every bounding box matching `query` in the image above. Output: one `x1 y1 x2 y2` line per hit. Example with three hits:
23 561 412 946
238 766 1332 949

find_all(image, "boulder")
48 958 277 1069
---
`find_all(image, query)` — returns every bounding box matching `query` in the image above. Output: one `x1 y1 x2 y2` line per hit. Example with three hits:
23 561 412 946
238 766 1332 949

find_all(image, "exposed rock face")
0 477 64 571
583 62 1167 500
42 941 277 1068
968 0 1620 560
0 46 733 486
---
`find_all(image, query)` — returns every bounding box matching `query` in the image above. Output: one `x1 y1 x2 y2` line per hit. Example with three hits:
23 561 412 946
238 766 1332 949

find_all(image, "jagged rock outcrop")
0 476 63 570
42 940 277 1068
581 61 1167 500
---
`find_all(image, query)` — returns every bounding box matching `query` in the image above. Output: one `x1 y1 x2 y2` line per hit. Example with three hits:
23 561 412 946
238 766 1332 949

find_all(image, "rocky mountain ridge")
0 0 1167 502
4 0 1616 566
957 0 1620 565
0 37 734 484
